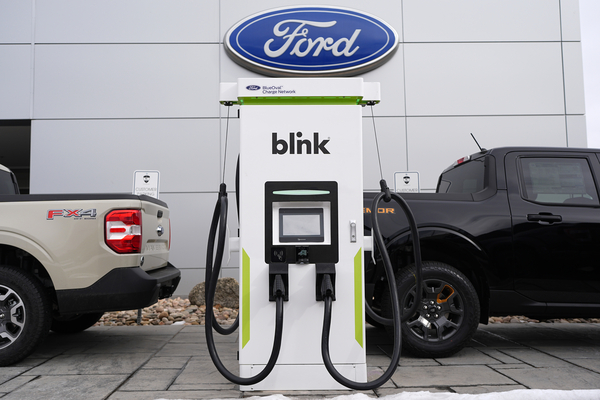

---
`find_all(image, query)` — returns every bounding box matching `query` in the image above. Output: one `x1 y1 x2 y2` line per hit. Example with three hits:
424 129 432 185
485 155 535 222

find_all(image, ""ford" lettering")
224 6 398 76
263 20 360 58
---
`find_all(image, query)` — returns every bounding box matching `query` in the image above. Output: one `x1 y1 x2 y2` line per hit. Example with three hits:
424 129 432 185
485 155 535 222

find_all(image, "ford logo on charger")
225 6 398 76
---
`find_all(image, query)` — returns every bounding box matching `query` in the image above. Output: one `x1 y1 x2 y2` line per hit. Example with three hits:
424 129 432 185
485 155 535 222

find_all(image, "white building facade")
0 0 586 296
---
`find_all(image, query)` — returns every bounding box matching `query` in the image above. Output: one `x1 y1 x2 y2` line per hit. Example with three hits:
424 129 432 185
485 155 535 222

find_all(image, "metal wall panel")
403 0 561 42
33 44 220 119
563 42 586 115
35 0 218 43
0 45 31 119
561 0 582 41
362 117 407 192
567 115 588 148
0 0 32 43
404 42 565 116
30 119 221 194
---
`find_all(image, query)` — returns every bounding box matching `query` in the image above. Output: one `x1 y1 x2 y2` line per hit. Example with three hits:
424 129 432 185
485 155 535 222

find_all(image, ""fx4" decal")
47 209 97 220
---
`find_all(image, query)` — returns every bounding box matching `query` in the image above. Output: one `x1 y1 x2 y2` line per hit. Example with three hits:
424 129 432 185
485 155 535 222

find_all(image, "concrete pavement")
1 322 600 399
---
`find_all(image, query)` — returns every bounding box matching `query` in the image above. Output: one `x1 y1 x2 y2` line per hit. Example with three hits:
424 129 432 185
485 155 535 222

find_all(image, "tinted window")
0 170 17 195
438 158 486 194
519 157 599 206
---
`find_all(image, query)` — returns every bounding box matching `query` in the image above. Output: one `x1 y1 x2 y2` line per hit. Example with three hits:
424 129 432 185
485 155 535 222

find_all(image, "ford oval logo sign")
224 6 399 77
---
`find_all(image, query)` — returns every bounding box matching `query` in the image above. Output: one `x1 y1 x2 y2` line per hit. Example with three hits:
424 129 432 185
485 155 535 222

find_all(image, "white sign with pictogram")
133 170 160 199
394 171 420 193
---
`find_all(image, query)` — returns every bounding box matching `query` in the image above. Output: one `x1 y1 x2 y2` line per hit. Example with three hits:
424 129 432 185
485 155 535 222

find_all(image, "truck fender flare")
386 225 485 259
385 225 491 323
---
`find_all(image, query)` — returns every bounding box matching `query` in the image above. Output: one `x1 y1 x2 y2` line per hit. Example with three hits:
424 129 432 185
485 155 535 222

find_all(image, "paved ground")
1 323 600 399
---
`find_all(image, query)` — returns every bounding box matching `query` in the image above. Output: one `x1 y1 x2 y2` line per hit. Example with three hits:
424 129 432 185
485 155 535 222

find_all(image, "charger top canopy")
220 77 380 105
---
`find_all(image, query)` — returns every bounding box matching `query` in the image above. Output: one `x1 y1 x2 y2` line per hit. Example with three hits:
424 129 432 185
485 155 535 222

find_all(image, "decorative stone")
188 277 239 308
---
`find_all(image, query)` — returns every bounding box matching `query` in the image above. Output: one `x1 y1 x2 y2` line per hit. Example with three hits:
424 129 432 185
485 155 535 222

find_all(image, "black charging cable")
320 179 422 390
204 182 286 385
205 184 238 335
365 185 423 326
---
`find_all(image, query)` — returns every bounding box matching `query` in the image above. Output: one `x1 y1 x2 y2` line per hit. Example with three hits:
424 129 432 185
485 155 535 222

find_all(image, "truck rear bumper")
55 263 181 315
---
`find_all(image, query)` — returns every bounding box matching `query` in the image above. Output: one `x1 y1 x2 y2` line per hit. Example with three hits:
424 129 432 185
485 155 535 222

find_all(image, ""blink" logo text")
272 132 330 155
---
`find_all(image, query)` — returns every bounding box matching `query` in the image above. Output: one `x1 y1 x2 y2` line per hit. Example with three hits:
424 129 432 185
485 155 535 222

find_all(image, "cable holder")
315 263 336 301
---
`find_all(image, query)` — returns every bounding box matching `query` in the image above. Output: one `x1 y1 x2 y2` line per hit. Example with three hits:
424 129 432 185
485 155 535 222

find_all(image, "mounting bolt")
426 314 430 318
423 305 428 310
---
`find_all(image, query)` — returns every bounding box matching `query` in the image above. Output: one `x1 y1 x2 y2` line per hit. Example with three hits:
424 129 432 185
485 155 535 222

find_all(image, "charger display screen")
279 208 324 243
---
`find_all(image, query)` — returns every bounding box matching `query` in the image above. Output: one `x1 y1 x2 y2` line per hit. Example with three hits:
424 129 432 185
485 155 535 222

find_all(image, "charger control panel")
265 181 338 265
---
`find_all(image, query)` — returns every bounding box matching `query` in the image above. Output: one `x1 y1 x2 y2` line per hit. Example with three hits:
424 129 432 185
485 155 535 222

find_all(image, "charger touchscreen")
279 208 324 243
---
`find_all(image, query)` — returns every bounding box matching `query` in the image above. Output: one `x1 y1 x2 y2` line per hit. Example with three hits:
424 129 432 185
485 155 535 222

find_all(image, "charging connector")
269 263 289 302
315 263 336 301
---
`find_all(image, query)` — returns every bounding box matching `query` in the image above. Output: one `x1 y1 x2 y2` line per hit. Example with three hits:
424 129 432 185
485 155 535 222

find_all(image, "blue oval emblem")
225 6 398 76
246 85 261 90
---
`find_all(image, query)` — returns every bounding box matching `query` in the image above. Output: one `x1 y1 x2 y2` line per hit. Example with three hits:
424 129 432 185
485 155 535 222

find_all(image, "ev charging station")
220 77 377 391
207 76 420 392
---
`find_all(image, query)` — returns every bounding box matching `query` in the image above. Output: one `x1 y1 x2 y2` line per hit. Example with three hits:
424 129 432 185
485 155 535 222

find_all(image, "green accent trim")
273 190 330 196
242 249 250 348
354 249 364 348
239 96 362 106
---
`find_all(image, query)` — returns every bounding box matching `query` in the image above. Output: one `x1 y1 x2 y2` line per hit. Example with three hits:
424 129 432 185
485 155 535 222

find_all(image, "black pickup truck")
364 147 600 358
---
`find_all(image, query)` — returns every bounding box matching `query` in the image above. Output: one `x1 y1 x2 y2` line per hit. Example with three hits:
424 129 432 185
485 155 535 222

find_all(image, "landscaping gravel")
94 297 600 327
94 297 237 327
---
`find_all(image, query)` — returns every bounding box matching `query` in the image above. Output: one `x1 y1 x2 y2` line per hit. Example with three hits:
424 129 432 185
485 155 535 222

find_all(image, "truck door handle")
527 213 562 224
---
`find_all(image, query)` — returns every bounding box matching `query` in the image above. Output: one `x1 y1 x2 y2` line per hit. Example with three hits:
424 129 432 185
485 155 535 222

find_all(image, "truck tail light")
105 210 142 253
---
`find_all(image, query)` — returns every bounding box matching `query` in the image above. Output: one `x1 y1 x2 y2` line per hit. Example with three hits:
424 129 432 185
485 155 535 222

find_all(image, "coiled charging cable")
320 103 423 389
320 180 422 389
204 105 285 386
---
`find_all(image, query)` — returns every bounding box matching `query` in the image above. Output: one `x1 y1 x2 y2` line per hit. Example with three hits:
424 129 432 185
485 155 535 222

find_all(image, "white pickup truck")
0 164 180 366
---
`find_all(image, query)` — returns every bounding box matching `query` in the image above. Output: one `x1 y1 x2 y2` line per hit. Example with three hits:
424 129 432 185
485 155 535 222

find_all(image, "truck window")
0 170 17 195
438 158 486 194
519 157 599 206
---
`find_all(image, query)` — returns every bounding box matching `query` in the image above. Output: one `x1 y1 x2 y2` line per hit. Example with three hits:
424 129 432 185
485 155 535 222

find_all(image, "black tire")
51 312 105 334
0 265 51 367
382 261 480 358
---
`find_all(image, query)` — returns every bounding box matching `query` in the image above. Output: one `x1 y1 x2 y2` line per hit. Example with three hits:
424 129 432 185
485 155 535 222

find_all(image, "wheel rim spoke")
10 306 25 329
404 278 465 343
0 284 26 349
406 319 420 328
449 303 463 315
0 287 17 302
436 316 458 334
0 330 18 343
421 324 432 342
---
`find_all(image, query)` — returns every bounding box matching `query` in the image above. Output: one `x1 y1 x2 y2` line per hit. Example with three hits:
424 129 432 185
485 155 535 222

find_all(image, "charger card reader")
265 181 338 265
